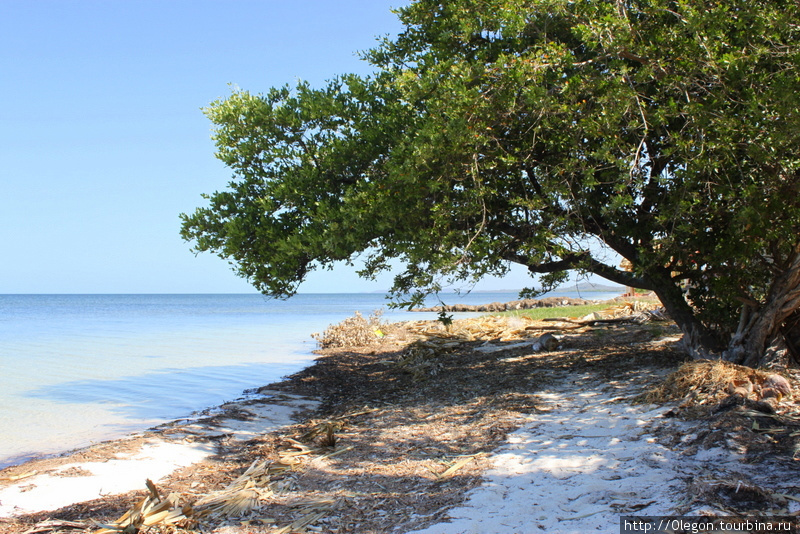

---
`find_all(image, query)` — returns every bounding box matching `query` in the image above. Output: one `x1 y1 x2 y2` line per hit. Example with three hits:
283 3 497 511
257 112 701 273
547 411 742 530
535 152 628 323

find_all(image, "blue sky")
0 0 607 294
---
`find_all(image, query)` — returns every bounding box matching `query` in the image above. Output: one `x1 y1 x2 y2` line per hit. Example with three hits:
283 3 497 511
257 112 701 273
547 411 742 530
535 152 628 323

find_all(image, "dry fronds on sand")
311 311 388 349
641 359 798 417
93 479 190 533
643 360 766 406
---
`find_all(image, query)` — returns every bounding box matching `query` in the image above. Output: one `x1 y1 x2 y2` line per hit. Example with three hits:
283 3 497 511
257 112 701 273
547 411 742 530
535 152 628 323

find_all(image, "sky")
0 0 610 294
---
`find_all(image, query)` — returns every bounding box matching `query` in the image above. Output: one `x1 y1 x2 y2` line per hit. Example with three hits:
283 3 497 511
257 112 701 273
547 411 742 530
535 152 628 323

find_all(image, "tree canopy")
181 0 800 367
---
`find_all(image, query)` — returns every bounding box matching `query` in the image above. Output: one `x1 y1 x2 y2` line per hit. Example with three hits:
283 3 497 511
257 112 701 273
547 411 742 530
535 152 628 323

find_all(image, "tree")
181 0 800 367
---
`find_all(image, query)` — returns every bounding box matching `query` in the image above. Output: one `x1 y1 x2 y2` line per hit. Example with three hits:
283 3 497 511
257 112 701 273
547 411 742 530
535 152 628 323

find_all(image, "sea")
0 290 621 469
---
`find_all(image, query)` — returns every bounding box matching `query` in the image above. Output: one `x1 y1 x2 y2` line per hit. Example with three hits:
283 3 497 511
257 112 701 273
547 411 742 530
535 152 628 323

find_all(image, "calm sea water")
0 290 620 468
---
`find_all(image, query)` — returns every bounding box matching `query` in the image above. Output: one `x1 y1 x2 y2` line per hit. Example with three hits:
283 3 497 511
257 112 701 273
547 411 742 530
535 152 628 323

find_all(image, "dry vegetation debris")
639 360 800 519
311 312 387 349
642 359 798 418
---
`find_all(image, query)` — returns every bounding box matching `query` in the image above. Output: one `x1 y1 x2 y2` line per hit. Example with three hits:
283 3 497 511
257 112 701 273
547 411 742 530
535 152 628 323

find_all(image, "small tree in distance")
181 0 800 368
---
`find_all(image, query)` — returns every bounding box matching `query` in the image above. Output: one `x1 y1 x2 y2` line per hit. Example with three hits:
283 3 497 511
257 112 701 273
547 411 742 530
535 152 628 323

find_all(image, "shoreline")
0 298 666 525
0 389 319 518
4 306 800 533
0 290 622 473
0 360 317 473
1 295 620 472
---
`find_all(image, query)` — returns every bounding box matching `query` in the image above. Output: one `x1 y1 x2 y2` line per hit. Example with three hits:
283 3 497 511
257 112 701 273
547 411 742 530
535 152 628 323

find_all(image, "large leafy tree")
181 0 800 367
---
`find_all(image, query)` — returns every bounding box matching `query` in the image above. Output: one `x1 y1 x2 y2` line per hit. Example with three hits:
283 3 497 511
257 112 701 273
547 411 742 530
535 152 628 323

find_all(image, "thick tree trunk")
647 272 724 358
586 251 800 368
724 252 800 367
782 310 800 366
645 253 800 368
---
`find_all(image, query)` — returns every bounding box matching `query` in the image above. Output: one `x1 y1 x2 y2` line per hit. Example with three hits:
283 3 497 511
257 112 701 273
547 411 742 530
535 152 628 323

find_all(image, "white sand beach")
0 392 318 519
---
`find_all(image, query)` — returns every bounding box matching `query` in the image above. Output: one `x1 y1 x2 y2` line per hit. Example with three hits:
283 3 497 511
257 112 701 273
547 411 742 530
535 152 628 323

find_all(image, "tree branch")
502 250 654 289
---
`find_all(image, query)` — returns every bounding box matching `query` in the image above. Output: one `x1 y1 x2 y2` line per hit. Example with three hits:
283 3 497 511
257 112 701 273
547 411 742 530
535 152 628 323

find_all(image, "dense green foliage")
181 0 800 365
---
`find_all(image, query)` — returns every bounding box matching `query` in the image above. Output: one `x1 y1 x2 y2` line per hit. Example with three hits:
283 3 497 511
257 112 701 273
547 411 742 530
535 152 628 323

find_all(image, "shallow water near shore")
0 290 620 468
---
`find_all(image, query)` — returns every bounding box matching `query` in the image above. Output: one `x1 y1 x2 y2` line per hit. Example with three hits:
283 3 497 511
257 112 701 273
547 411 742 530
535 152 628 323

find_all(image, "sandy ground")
2 313 800 534
0 392 318 519
407 376 683 534
0 441 214 518
408 378 800 533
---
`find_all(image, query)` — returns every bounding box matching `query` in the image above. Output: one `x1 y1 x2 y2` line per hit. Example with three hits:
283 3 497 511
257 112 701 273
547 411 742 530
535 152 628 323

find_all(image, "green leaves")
182 0 800 360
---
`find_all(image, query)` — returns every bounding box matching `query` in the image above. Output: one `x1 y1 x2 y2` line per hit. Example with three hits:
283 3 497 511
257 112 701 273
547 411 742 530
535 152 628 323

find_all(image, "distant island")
570 283 625 292
409 283 625 313
371 283 625 295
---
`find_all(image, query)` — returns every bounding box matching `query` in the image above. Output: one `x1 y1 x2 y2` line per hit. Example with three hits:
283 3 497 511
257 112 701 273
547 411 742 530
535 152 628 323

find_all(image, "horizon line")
0 285 625 297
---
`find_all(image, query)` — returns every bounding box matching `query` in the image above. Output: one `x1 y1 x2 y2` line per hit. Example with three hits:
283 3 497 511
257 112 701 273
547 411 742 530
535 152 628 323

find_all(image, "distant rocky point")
572 283 625 292
412 296 598 313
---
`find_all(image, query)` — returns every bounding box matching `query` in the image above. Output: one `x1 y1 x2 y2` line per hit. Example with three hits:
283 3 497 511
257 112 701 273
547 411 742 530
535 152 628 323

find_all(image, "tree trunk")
723 253 800 368
647 272 723 358
645 253 800 368
782 310 800 366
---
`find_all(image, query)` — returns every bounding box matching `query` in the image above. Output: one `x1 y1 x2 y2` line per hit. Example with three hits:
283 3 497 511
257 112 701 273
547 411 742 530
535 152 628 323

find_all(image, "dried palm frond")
299 420 344 445
23 520 89 534
94 479 190 533
273 498 339 534
431 453 485 480
280 438 316 457
195 458 298 519
1 470 37 482
193 481 265 518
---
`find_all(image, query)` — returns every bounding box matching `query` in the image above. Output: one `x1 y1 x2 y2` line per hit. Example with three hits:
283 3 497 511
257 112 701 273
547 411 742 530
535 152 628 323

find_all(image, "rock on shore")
411 296 594 313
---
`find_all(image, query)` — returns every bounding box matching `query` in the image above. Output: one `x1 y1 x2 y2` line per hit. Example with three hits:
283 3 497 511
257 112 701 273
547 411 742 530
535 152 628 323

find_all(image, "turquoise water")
0 290 620 468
